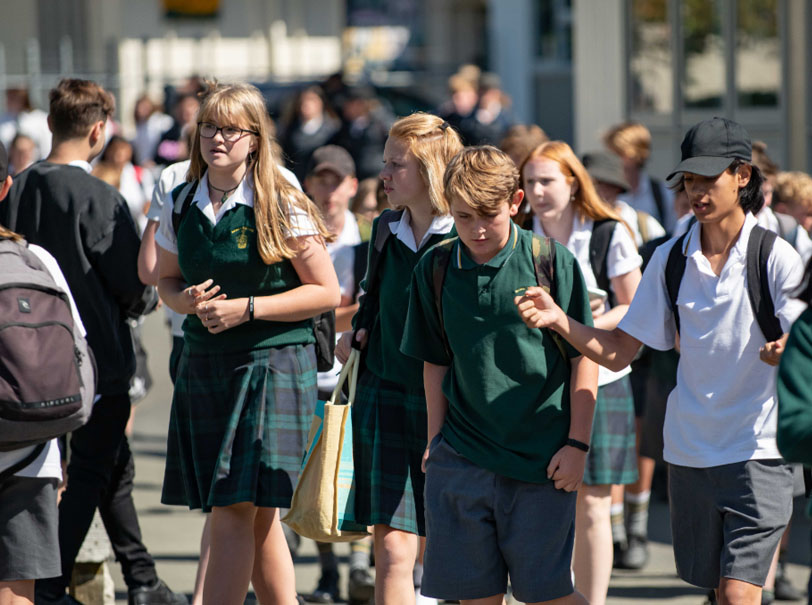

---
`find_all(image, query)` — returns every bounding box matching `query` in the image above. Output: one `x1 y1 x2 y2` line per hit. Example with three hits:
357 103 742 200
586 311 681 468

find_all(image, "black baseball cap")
666 117 751 181
306 145 356 178
582 150 630 192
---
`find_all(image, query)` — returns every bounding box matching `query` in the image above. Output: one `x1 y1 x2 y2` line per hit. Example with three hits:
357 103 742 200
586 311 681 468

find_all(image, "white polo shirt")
618 213 806 468
533 213 642 386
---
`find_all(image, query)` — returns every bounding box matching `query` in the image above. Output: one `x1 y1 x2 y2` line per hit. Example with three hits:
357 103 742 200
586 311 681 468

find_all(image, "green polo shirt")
401 224 592 483
177 202 315 352
776 307 812 516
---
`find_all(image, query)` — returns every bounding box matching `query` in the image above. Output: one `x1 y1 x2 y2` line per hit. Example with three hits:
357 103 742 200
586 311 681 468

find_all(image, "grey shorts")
668 459 793 589
0 476 60 581
422 435 576 602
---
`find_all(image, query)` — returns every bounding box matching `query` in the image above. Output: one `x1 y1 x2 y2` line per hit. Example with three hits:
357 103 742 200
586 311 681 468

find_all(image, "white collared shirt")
533 213 642 386
618 213 806 467
156 172 317 255
387 208 455 252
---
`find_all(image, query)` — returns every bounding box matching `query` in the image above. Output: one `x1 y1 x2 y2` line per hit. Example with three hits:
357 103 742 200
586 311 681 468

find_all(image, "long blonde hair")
388 113 463 216
522 140 633 239
188 82 332 264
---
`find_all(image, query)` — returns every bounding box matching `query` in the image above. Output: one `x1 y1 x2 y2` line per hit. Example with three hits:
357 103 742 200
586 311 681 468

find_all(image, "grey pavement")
113 312 812 604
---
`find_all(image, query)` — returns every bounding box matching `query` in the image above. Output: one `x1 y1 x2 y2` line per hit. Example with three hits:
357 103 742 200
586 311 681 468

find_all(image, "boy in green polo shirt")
401 146 597 605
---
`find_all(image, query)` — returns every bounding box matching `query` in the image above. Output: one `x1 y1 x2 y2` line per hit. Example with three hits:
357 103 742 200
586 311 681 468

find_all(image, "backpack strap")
589 219 618 307
746 226 783 343
351 240 370 303
530 235 569 362
0 443 46 484
664 232 689 337
171 180 198 236
353 209 404 337
650 177 667 229
430 237 457 360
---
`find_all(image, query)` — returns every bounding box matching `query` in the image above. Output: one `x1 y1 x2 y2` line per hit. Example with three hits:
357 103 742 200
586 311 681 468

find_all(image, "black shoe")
774 564 803 601
348 568 375 603
612 540 627 569
309 569 340 604
128 579 188 605
763 588 775 605
621 535 649 570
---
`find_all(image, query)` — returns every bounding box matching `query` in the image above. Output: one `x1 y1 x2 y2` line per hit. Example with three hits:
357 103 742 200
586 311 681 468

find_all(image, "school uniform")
533 214 641 485
156 174 320 512
351 209 454 536
617 213 806 588
776 307 812 515
401 224 593 602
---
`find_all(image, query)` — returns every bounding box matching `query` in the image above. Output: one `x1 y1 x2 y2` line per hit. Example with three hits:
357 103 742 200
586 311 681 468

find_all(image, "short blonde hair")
388 113 463 215
444 146 518 215
603 122 651 166
774 171 812 211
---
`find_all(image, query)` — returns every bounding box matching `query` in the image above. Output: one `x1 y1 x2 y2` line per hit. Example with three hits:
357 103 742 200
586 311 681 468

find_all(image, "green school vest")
177 203 315 352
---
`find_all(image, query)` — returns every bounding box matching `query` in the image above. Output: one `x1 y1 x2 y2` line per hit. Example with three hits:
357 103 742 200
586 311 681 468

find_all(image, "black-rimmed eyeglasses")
198 122 258 142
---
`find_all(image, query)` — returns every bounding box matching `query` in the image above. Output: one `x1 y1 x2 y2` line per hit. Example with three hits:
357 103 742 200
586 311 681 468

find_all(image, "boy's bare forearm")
568 355 598 444
556 316 642 372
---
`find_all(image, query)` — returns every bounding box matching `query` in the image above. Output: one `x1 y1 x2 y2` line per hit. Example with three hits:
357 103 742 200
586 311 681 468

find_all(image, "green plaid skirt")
162 344 317 512
352 369 428 536
583 375 638 486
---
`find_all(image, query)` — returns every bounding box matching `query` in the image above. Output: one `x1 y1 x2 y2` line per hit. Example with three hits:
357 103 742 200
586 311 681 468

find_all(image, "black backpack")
171 181 336 372
0 239 97 476
429 234 569 362
664 225 783 342
588 219 620 308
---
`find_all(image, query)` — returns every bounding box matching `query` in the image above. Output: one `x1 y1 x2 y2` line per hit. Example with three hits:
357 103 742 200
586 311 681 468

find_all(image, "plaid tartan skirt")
583 375 638 486
352 369 428 536
161 343 317 512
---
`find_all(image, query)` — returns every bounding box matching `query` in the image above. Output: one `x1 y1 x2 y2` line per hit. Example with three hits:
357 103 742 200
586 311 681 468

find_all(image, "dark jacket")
0 162 150 396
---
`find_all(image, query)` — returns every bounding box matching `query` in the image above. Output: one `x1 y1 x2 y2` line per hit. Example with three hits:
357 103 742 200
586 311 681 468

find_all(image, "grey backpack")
0 238 97 458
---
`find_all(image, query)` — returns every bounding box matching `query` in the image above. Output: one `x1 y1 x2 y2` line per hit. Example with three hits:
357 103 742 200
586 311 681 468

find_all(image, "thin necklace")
209 177 243 204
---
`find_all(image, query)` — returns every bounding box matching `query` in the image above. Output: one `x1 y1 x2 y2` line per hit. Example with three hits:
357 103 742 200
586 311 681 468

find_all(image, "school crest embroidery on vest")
232 226 254 249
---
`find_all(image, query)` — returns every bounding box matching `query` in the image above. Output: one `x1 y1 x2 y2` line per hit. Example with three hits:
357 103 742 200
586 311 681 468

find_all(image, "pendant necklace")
209 178 242 204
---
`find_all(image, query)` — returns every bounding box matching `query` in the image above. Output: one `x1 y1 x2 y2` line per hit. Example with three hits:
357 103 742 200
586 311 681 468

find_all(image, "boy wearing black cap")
516 117 806 604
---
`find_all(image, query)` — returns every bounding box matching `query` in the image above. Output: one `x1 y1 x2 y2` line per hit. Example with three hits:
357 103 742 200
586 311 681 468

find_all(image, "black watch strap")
566 438 590 452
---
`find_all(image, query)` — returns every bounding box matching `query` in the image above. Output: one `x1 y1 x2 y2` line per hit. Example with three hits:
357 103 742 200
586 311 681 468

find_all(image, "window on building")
536 0 572 62
682 0 724 109
628 0 783 115
629 0 673 114
736 0 780 108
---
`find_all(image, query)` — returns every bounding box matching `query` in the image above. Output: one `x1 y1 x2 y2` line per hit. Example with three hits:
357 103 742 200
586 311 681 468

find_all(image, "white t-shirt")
615 200 666 247
0 244 86 479
757 206 812 265
618 213 806 468
318 212 362 393
533 214 642 386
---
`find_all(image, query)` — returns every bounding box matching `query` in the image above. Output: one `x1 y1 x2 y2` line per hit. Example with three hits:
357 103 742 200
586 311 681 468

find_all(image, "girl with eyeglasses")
156 82 339 605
